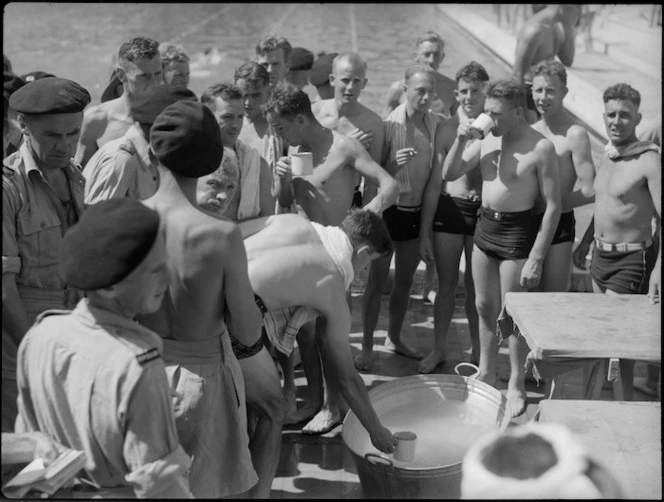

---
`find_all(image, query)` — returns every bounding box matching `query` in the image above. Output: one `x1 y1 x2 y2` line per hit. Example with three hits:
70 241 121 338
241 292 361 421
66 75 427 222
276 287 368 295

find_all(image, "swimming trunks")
433 193 481 235
473 207 540 261
550 210 575 245
383 204 422 242
230 332 265 360
590 240 656 294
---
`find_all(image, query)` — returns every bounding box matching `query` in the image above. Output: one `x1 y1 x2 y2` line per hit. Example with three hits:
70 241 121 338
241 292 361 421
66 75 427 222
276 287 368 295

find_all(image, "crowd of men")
2 4 660 497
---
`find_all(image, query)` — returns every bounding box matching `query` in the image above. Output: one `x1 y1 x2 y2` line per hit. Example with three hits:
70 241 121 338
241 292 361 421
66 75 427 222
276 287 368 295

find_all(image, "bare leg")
422 260 437 303
463 236 480 364
418 232 464 373
285 320 323 425
498 258 529 417
357 252 392 371
472 245 502 387
239 347 286 498
385 239 424 360
537 242 573 292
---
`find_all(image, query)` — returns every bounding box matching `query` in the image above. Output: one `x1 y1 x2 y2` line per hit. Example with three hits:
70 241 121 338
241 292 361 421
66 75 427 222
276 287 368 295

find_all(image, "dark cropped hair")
118 37 160 69
455 61 490 84
340 209 393 257
200 82 243 106
261 81 313 120
234 61 270 88
255 35 292 62
603 83 641 108
404 64 436 83
485 79 525 109
531 60 567 88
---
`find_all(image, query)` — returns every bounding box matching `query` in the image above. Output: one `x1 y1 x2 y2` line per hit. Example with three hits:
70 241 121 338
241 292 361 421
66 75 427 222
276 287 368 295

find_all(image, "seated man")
83 86 197 203
15 198 192 498
239 209 398 455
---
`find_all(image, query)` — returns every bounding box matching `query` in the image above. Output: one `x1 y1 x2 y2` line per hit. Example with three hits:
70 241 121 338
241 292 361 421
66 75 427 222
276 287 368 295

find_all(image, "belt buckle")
492 210 502 220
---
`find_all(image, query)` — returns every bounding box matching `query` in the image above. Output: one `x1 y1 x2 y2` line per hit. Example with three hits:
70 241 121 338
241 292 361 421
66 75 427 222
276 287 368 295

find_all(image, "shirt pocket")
17 209 62 268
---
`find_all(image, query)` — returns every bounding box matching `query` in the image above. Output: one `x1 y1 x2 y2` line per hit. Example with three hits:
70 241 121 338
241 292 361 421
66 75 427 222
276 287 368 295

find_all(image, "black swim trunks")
433 193 481 235
590 240 656 294
383 205 421 242
551 210 576 245
473 206 540 261
230 293 268 360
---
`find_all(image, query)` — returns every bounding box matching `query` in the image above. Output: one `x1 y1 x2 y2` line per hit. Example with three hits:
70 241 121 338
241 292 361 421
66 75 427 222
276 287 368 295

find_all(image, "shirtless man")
443 79 561 417
529 60 595 292
240 211 397 455
383 31 457 119
265 82 398 432
235 61 287 173
255 35 292 88
201 82 274 221
357 65 442 372
137 101 261 498
513 5 581 123
580 84 660 400
418 62 489 373
75 37 163 166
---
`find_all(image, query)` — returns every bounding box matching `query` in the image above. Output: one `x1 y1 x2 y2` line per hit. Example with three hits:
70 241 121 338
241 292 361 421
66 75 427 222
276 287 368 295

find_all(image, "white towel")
383 102 440 194
604 140 659 161
311 221 354 291
263 306 319 356
235 139 262 221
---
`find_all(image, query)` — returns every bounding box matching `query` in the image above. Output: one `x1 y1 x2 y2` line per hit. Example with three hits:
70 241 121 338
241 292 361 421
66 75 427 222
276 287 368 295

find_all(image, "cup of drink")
290 152 314 176
393 431 417 462
469 113 495 140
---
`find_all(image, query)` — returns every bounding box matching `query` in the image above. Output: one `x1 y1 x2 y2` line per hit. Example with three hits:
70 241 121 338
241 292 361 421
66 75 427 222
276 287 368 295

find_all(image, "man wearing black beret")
3 71 26 156
83 85 197 203
3 77 90 353
75 36 163 167
309 52 338 103
137 100 262 497
15 198 193 498
285 47 314 90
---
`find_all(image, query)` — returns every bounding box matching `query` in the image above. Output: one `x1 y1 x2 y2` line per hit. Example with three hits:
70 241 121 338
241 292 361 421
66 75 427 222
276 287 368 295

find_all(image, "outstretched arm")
352 140 399 214
565 125 596 209
513 28 539 82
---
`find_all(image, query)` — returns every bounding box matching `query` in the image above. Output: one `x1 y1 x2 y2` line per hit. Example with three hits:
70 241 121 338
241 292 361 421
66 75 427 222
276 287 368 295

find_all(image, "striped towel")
383 102 441 193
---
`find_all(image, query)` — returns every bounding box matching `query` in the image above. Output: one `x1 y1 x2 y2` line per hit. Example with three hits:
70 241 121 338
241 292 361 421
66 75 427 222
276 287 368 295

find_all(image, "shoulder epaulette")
136 347 161 366
34 309 71 325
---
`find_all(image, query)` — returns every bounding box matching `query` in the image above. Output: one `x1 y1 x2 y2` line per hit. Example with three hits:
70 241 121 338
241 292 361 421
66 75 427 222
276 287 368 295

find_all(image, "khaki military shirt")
16 299 192 498
83 124 159 204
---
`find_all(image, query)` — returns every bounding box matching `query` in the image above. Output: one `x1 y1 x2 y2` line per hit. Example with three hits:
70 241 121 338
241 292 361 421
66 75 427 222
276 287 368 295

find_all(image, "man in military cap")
3 71 25 156
286 47 314 90
3 77 90 351
137 100 261 498
75 36 163 166
15 198 193 498
83 86 197 203
20 71 56 83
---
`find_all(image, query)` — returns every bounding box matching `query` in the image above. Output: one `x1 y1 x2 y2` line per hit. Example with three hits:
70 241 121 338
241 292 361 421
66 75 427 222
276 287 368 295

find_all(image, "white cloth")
604 139 659 161
383 102 440 193
461 423 604 499
235 139 262 221
311 221 354 290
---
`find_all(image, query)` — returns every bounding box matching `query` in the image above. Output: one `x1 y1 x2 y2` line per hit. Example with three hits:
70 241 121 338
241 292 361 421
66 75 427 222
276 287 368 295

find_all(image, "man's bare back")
76 98 133 166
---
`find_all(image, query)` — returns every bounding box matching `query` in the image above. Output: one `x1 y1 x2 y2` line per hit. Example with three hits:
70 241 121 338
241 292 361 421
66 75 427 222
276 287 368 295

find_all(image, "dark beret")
289 47 314 71
20 71 56 83
60 198 160 290
309 52 338 86
4 72 26 101
9 77 90 114
150 100 223 178
130 85 198 127
101 70 123 103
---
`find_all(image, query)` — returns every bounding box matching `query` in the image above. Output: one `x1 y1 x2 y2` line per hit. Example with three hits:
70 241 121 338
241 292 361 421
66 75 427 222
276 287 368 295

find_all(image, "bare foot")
302 407 341 435
284 405 320 426
354 349 374 371
384 337 423 360
506 386 527 418
417 351 445 374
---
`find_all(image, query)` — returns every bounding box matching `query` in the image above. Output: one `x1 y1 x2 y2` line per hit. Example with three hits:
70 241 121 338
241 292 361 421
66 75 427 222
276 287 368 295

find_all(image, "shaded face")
163 60 190 87
257 49 289 87
603 99 641 146
20 112 83 168
531 74 566 118
121 56 163 94
287 69 310 90
454 78 486 119
113 232 169 315
235 78 271 121
331 60 367 105
266 112 300 145
404 71 436 112
351 246 382 275
196 169 238 215
206 96 244 147
414 41 444 71
484 97 518 137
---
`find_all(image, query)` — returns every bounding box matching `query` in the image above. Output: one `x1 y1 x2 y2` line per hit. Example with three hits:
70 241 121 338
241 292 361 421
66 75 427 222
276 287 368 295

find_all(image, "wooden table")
502 293 661 398
537 400 662 499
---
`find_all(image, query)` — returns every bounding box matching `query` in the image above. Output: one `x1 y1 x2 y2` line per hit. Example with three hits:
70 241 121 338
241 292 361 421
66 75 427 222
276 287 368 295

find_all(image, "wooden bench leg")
582 359 606 399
